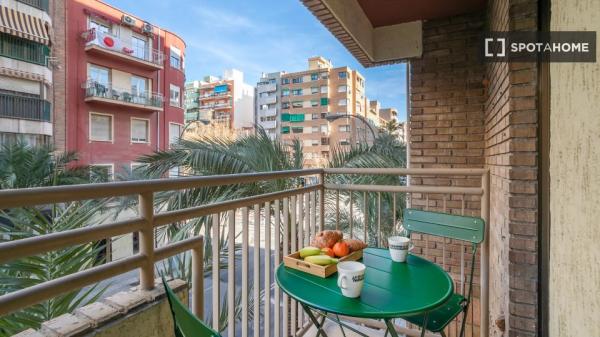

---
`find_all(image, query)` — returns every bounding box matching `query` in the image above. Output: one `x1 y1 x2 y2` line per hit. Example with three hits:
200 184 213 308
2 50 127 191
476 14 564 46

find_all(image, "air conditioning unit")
142 22 153 34
122 15 136 26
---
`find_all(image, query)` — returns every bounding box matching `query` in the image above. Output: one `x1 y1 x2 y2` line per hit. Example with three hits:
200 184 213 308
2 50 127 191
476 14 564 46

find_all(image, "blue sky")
110 0 407 121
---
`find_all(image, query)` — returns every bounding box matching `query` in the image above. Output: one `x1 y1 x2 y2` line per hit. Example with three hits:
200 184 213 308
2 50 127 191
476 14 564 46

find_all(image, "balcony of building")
259 120 277 129
257 82 277 93
258 95 277 105
258 107 278 117
0 91 51 122
82 29 164 71
83 80 163 111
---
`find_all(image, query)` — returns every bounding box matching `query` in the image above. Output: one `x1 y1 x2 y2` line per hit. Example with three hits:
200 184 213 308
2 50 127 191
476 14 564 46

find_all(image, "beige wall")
549 0 600 335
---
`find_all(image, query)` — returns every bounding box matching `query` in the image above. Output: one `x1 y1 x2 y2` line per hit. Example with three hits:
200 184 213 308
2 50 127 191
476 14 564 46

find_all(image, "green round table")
276 248 454 337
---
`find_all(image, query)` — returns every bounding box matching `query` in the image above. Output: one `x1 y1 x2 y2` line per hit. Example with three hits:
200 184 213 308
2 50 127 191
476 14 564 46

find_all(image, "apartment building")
52 0 185 178
278 56 366 167
255 71 282 140
185 69 254 130
0 0 53 146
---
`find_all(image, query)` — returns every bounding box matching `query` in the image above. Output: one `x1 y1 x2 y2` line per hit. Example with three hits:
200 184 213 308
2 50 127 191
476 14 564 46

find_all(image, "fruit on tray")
343 239 368 252
299 246 322 258
321 247 335 257
333 241 350 257
311 230 343 249
304 255 339 266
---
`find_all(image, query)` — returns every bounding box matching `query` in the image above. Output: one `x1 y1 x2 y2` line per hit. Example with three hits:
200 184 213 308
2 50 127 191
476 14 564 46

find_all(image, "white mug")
388 236 413 263
337 261 366 298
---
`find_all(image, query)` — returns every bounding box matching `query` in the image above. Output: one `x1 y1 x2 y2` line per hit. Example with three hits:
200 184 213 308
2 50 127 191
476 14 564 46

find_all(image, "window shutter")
91 114 111 141
131 119 148 142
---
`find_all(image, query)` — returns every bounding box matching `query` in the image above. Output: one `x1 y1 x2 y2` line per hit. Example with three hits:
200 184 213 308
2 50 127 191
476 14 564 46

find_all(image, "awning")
0 5 50 45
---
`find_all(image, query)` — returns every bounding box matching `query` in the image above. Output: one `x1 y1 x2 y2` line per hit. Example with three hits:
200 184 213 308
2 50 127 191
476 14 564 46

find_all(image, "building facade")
255 71 282 140
0 0 53 146
54 0 185 177
185 69 254 130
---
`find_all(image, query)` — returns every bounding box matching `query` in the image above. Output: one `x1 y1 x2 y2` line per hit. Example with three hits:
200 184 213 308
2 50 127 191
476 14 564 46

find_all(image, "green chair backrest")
403 208 485 244
162 277 221 337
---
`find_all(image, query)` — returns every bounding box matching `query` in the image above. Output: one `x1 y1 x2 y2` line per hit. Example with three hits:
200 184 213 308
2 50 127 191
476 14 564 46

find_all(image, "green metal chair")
162 277 221 337
401 208 485 337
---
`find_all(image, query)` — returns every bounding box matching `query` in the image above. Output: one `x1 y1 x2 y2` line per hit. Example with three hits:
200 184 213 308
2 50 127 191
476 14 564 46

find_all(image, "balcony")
259 107 277 117
258 95 277 105
83 80 163 111
199 92 232 100
16 0 49 12
0 168 490 337
0 92 51 122
82 29 164 70
0 32 50 66
257 82 277 93
260 120 277 129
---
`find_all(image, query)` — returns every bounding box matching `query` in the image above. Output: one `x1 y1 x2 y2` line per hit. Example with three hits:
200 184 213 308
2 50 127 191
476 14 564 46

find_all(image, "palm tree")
0 142 109 336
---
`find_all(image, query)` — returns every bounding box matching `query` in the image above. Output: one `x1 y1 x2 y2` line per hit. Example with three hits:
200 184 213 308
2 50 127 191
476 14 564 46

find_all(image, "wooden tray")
283 249 363 278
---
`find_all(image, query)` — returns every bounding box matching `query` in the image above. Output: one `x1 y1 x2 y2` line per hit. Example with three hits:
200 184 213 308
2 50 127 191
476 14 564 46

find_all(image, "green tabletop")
276 248 454 319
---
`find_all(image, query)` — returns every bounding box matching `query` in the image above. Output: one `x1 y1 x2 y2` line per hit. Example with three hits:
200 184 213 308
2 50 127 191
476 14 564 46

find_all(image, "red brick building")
53 0 185 177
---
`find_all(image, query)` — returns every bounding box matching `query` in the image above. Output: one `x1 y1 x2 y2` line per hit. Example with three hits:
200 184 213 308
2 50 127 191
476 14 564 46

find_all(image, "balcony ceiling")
356 0 486 28
301 0 486 67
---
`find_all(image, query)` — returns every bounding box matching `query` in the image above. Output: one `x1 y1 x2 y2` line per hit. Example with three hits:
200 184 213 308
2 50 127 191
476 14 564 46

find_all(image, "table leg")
301 303 329 337
384 319 399 337
334 315 348 337
420 313 430 337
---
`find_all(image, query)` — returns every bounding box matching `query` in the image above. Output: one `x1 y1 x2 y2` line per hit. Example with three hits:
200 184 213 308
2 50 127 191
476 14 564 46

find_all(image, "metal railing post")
480 170 490 337
139 192 155 290
192 237 204 319
319 171 325 231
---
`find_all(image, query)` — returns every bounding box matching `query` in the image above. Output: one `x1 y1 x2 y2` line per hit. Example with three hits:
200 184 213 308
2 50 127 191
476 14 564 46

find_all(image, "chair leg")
440 330 447 337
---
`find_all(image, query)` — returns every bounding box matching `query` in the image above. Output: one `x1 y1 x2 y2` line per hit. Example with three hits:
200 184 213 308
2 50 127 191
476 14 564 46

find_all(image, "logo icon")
484 37 506 57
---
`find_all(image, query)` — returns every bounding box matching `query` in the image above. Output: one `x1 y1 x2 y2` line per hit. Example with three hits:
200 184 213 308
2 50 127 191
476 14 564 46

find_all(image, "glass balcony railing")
16 0 50 12
84 80 163 109
0 32 50 66
0 92 51 122
83 29 164 67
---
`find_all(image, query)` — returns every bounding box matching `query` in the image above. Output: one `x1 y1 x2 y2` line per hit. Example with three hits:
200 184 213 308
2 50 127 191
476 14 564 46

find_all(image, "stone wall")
12 279 187 337
50 0 66 152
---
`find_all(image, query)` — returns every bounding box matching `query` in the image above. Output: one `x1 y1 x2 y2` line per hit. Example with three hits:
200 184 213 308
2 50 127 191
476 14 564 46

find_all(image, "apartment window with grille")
292 89 302 96
339 125 351 132
170 46 182 69
89 18 111 33
89 113 112 142
90 164 114 182
282 102 290 109
312 113 320 120
292 77 302 84
320 86 328 94
131 118 149 143
320 72 329 79
320 125 329 133
321 138 330 145
282 89 290 96
170 84 181 107
338 85 347 93
338 71 347 79
338 99 347 106
340 139 350 145
282 78 290 84
311 100 318 107
88 64 110 87
311 87 319 94
282 126 290 134
311 73 318 81
320 98 329 106
292 101 303 108
311 126 319 133
312 139 320 146
169 123 182 147
131 35 148 60
291 126 303 133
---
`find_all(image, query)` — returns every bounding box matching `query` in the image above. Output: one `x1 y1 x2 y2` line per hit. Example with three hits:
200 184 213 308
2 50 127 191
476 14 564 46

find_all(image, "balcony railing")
0 168 490 337
84 80 163 109
0 32 50 66
16 0 49 12
83 29 164 68
0 92 51 122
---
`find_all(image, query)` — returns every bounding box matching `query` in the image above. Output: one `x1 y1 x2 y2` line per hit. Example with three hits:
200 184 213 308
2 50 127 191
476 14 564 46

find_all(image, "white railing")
0 168 490 337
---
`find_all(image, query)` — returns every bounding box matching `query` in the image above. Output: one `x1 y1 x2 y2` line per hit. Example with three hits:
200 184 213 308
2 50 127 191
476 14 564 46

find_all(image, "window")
289 114 305 122
282 102 290 109
292 101 303 108
282 89 290 96
90 164 113 182
88 64 109 86
311 73 318 81
89 18 110 34
320 125 329 133
311 87 319 94
282 78 290 85
169 123 182 147
320 86 328 94
131 118 149 143
292 77 302 84
320 72 329 79
131 35 148 60
338 99 347 106
170 84 181 107
90 113 112 141
292 89 302 96
338 71 347 79
282 126 290 134
340 139 350 145
339 125 351 132
281 113 290 122
320 98 329 106
291 126 303 133
311 100 318 107
338 85 347 93
311 126 319 133
131 76 147 103
312 113 320 120
170 46 182 69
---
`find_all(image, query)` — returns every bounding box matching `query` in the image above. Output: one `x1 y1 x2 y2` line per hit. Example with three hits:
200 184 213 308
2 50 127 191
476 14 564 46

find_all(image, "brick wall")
51 0 66 152
409 12 487 336
485 1 539 336
409 5 540 336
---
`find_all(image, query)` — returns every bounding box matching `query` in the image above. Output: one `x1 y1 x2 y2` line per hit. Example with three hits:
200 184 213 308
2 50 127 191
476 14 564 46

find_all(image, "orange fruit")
321 247 335 257
332 241 350 257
